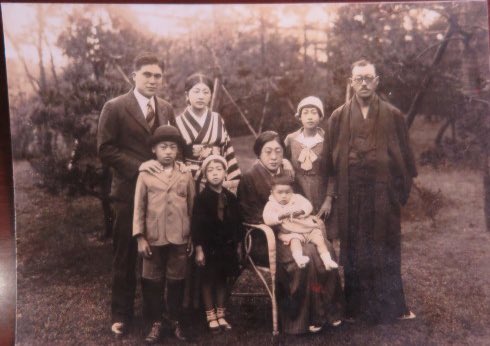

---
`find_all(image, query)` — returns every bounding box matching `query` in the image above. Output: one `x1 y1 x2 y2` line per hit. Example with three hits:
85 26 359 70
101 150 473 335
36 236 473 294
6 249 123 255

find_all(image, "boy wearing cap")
133 125 195 344
191 155 243 333
284 96 336 224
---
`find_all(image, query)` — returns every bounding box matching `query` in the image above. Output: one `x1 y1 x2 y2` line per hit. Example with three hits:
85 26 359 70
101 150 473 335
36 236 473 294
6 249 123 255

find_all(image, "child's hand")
195 246 205 267
278 212 290 221
291 210 305 218
136 236 152 258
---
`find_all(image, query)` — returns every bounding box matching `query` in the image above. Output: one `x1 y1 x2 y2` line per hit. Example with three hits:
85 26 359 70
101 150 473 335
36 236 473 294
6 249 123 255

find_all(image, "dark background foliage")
4 2 490 229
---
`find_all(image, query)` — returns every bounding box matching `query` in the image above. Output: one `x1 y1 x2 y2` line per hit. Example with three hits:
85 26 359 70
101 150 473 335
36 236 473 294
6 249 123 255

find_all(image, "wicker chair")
234 223 279 336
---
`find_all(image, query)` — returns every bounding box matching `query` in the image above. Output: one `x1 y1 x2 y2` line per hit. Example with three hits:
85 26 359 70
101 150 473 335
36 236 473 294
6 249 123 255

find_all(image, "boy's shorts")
142 244 187 281
278 228 324 246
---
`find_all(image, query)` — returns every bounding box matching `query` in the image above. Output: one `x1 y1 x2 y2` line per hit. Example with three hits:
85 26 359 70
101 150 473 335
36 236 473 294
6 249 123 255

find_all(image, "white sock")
292 252 310 268
320 252 338 270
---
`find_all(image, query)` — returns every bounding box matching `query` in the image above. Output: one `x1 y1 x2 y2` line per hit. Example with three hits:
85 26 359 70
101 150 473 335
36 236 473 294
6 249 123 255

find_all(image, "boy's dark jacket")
191 185 243 260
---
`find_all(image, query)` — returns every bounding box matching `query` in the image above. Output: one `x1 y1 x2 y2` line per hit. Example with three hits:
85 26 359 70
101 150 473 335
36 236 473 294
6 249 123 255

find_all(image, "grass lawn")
14 118 490 345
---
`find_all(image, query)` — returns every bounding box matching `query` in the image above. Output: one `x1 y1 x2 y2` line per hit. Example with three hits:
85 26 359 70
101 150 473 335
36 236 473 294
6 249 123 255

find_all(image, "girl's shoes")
205 309 220 333
331 319 342 327
308 325 322 333
217 317 232 331
208 320 220 333
216 307 232 331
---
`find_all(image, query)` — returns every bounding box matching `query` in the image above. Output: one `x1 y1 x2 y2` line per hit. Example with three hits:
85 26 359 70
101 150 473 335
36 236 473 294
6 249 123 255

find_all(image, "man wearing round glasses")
323 59 417 323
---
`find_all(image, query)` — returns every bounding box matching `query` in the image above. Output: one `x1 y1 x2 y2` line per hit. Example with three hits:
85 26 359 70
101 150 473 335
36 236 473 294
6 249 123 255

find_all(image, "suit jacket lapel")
151 167 182 190
125 90 151 133
166 169 182 190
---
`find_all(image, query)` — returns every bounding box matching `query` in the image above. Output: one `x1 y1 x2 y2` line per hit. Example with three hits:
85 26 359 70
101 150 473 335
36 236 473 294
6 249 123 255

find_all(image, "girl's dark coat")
191 185 242 275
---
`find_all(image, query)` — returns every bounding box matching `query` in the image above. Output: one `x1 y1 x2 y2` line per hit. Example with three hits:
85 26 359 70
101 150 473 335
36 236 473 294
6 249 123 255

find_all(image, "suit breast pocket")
175 181 188 198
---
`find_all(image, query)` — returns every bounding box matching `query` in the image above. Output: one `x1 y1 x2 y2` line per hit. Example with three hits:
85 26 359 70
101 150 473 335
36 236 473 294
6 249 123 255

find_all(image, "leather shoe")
111 322 127 337
145 321 162 344
172 321 189 342
397 311 416 320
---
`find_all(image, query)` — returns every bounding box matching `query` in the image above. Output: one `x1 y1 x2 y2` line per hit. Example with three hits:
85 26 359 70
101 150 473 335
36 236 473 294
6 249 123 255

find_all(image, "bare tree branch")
44 35 59 86
5 30 41 94
415 36 463 60
406 17 456 128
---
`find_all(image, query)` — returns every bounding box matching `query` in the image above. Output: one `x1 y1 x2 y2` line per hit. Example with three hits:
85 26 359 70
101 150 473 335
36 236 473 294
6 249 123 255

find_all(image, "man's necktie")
146 101 155 129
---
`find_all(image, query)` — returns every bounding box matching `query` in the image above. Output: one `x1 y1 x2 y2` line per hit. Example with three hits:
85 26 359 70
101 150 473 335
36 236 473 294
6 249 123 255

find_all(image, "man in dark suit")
97 53 177 338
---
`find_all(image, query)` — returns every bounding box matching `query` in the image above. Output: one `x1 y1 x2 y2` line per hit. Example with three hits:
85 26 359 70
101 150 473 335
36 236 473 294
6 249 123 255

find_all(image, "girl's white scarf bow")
297 147 318 171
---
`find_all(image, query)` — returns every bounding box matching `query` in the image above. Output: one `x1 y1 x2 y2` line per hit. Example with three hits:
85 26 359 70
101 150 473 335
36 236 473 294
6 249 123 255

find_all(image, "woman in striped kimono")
175 73 241 193
177 73 242 311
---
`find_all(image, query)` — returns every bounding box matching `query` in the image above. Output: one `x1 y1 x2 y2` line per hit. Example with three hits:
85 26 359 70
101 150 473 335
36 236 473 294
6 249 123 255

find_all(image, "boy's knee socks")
167 279 185 321
141 278 164 322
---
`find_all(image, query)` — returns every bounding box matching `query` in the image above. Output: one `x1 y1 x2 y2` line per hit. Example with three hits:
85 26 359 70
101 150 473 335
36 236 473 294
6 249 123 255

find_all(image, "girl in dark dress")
191 155 243 333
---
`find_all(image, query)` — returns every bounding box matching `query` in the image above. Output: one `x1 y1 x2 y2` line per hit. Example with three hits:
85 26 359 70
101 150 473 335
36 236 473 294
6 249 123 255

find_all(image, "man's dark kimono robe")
323 95 417 321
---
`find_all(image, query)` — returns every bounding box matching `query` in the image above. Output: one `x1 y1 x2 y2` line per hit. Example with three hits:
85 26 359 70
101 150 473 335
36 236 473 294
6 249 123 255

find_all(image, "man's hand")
316 196 333 220
176 161 190 174
139 160 163 174
136 236 152 258
195 246 205 266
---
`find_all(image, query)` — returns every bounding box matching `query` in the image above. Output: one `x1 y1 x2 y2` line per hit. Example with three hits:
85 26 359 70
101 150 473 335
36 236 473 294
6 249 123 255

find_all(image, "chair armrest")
243 223 276 276
241 223 280 336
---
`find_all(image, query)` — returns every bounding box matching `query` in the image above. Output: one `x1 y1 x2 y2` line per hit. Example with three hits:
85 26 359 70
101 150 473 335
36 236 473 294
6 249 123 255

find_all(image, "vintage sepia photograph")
2 1 490 344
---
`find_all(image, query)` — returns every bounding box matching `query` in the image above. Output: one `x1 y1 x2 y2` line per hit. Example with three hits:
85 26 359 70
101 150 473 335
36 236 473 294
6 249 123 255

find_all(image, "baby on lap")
263 175 338 270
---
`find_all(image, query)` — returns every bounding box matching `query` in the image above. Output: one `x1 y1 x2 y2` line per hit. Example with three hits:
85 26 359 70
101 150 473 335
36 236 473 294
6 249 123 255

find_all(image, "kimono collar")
206 183 224 195
257 159 282 176
187 106 209 127
353 94 379 120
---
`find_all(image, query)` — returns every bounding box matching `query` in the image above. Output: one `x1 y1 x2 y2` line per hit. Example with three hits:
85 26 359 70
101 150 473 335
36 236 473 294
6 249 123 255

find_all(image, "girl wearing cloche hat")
284 96 335 223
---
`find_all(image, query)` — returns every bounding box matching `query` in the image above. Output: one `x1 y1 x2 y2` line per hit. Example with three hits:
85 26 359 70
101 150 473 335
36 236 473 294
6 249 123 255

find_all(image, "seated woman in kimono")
237 131 345 335
175 73 241 192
